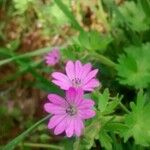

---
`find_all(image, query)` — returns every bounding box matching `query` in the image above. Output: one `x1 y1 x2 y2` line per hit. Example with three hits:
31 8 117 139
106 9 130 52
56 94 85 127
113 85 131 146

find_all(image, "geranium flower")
52 60 100 91
45 47 60 66
44 88 95 137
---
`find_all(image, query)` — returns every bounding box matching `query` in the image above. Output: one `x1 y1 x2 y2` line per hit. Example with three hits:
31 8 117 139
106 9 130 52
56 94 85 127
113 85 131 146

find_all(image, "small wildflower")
52 60 100 91
45 48 60 66
44 88 95 137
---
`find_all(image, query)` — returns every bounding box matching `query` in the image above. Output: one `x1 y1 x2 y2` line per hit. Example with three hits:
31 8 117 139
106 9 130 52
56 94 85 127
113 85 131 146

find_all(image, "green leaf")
13 0 35 14
139 0 150 18
50 1 69 25
3 115 50 150
54 0 83 31
97 89 122 114
118 1 150 32
116 43 150 88
98 88 109 112
99 129 112 150
78 31 112 52
123 90 150 146
105 122 128 136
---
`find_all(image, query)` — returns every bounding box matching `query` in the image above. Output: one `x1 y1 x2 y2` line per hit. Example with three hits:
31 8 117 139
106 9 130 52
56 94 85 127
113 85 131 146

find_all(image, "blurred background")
0 0 150 149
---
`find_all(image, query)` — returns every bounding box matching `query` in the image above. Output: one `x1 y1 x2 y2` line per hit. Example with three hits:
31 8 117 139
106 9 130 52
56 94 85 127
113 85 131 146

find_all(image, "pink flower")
45 48 60 66
44 88 95 137
52 60 100 91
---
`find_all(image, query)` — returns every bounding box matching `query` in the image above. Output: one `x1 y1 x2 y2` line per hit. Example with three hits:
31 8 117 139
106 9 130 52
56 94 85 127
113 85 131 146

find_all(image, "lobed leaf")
116 43 150 88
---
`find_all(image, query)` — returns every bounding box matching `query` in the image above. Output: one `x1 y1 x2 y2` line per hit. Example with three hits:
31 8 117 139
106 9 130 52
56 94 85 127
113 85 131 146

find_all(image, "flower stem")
21 142 63 150
119 102 130 113
92 53 116 69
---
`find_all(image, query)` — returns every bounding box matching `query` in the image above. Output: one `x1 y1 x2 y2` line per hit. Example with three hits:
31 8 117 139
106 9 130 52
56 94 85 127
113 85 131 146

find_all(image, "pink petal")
48 94 66 106
65 61 75 80
78 99 95 109
54 117 67 135
46 61 55 65
74 88 84 105
66 87 76 104
66 88 84 105
52 72 71 84
83 79 100 91
80 63 92 80
52 80 71 90
74 116 84 137
44 103 66 114
79 109 96 119
75 60 82 79
83 69 98 84
65 117 75 137
48 114 67 129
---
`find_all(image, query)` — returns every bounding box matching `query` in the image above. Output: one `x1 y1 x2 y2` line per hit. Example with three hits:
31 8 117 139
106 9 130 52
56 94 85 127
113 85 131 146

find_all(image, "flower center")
72 78 81 87
66 105 77 116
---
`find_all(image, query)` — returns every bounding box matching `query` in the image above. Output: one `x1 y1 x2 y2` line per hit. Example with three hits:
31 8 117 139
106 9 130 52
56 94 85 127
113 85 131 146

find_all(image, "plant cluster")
1 0 150 150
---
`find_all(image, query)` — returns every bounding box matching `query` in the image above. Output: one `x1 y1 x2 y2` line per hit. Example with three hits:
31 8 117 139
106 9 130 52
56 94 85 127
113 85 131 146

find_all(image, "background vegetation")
0 0 150 149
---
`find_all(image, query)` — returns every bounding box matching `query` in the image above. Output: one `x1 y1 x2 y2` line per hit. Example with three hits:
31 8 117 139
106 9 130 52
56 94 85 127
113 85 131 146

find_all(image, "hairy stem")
21 142 63 150
119 102 130 113
92 53 116 68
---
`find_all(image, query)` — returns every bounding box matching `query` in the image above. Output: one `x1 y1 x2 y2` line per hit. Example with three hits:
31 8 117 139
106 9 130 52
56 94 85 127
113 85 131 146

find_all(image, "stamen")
72 78 81 87
66 105 77 116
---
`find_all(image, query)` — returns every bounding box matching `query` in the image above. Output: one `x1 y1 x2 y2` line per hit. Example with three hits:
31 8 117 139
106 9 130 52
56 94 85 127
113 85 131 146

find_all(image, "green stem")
119 102 130 114
97 0 110 31
0 42 69 67
3 115 51 150
21 142 63 150
92 53 116 69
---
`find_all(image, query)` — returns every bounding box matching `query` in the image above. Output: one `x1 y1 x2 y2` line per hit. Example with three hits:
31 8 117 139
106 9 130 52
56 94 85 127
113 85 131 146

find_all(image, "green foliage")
118 1 150 32
0 47 51 66
99 126 112 150
49 2 69 25
1 0 150 149
73 90 123 150
3 115 50 150
122 90 150 146
73 118 101 150
13 0 35 14
96 89 122 115
54 0 83 31
78 31 112 53
116 43 150 89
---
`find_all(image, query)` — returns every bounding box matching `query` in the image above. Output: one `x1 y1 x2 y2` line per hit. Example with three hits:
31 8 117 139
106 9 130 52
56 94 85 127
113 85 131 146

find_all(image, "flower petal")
52 80 71 90
44 103 66 114
66 87 76 104
52 72 71 84
83 69 98 84
48 94 66 106
74 88 84 105
74 116 84 137
65 60 75 80
78 99 95 109
79 109 96 119
83 79 100 91
54 116 67 135
66 88 84 105
48 114 67 129
75 60 82 79
80 63 92 80
65 117 75 137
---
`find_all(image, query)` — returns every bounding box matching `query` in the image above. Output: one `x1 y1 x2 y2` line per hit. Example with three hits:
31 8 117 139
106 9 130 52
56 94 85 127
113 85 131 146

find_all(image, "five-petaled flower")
52 60 100 91
45 47 60 66
44 88 95 137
